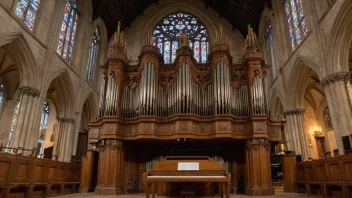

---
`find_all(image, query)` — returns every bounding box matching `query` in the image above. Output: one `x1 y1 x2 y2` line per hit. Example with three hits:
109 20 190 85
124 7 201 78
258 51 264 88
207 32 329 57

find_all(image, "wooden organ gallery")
82 24 282 196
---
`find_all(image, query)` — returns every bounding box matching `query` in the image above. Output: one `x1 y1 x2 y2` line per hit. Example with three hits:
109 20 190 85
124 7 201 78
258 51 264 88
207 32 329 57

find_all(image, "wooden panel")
32 164 45 182
0 160 11 184
328 163 342 180
0 152 81 197
296 154 352 196
343 160 352 181
316 164 327 181
13 161 30 182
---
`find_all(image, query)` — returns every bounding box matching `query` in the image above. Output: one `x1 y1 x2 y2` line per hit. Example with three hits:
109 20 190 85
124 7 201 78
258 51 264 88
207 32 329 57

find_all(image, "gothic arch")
269 90 285 116
287 56 320 109
44 70 75 118
326 0 352 76
0 32 38 87
81 92 98 121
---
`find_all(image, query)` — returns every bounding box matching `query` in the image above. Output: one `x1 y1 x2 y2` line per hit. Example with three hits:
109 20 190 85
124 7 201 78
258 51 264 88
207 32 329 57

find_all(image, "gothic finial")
183 29 189 47
245 24 258 50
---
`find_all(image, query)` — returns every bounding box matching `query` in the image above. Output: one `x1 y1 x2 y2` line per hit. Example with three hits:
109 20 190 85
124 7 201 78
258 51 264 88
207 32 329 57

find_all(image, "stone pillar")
53 117 75 162
284 109 310 161
321 72 352 155
245 138 274 196
95 139 124 195
63 119 75 162
11 86 40 153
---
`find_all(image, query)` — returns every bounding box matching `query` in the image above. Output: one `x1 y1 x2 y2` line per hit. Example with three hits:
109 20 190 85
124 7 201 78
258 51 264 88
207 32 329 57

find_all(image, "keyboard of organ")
143 156 231 198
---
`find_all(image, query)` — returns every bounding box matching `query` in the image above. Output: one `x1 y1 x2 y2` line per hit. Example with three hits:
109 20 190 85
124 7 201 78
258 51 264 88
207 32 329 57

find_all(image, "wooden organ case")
83 24 281 196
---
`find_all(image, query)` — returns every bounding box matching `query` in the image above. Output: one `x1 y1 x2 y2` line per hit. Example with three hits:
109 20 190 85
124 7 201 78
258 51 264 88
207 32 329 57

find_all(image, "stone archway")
43 70 75 162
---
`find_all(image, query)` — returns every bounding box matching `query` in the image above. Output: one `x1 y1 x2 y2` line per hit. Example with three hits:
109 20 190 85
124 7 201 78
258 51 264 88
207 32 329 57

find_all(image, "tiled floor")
55 191 312 198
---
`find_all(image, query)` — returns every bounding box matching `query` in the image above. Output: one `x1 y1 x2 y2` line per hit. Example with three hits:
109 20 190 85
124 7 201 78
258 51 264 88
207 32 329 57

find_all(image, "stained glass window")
40 101 49 131
0 84 4 109
87 27 100 83
7 101 21 148
57 0 79 63
38 101 49 157
152 11 209 63
15 0 40 31
265 19 276 78
284 0 308 50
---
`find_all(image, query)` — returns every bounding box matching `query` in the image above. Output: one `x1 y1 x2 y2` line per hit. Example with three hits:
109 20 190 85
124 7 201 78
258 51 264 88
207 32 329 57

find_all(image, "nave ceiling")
91 0 271 39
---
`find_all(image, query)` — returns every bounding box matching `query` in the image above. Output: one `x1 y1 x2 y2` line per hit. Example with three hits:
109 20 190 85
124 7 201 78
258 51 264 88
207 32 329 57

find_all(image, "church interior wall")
0 1 351 196
0 0 106 161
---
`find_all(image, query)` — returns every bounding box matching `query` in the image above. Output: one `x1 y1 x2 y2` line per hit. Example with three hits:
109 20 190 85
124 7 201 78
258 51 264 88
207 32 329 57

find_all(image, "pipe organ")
99 52 256 119
87 24 281 196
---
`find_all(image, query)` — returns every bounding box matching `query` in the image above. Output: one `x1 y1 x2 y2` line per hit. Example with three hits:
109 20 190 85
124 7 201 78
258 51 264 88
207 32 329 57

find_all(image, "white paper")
177 162 200 171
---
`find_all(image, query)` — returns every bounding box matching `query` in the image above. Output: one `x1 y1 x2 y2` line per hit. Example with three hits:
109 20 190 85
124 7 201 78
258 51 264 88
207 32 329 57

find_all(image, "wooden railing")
296 154 352 198
0 152 81 197
0 143 37 156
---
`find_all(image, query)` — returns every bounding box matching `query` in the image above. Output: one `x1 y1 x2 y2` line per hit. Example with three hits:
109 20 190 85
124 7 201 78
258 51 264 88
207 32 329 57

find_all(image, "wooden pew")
296 154 352 198
0 152 81 197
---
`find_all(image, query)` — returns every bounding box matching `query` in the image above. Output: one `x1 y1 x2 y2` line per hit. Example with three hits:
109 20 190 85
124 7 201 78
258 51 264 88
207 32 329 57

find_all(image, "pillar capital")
283 108 305 116
56 117 75 123
18 86 40 97
97 139 123 152
246 138 270 151
321 71 350 88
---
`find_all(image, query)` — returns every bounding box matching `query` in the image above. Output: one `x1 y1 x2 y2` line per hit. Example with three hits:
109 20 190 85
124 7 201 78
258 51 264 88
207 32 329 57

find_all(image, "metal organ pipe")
252 72 264 115
99 76 105 118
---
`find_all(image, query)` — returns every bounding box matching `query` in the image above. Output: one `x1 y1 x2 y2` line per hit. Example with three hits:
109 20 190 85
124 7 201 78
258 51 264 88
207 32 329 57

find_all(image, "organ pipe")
252 70 265 115
104 72 118 116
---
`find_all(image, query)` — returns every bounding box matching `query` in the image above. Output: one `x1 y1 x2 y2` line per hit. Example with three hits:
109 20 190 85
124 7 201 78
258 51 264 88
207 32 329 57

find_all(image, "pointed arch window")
265 19 276 78
38 101 49 157
152 11 209 64
87 27 100 83
57 0 79 63
0 84 4 109
284 0 308 50
7 101 21 148
15 0 40 31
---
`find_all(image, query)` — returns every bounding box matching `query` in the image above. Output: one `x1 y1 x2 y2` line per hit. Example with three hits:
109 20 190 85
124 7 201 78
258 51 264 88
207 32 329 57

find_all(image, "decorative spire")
182 29 190 47
109 21 128 59
245 24 258 50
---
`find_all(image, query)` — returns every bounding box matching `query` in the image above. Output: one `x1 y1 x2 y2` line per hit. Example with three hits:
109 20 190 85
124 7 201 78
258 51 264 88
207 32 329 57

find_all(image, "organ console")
143 156 231 198
84 22 281 196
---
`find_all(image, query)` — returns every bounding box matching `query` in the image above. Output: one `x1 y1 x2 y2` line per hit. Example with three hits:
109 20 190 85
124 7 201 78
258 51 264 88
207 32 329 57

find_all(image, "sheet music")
177 162 200 170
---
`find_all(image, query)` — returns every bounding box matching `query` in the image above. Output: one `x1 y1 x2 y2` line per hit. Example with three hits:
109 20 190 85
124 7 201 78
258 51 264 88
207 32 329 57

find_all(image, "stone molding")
246 138 270 151
18 86 40 97
98 139 123 151
57 117 75 123
284 108 305 116
320 71 350 88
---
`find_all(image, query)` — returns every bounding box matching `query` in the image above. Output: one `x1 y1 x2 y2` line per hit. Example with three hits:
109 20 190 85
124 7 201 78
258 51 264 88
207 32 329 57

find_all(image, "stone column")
284 109 310 161
11 86 40 152
64 120 75 162
321 72 352 155
245 138 274 196
95 139 124 195
52 117 75 162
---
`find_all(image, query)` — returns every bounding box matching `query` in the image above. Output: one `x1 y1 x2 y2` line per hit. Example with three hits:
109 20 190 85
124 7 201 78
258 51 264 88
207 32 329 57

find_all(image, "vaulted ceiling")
92 0 271 39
